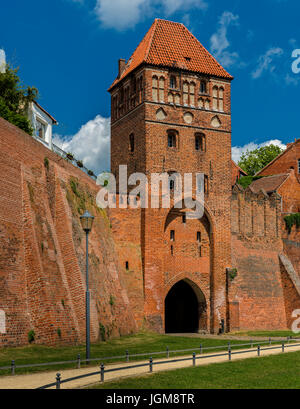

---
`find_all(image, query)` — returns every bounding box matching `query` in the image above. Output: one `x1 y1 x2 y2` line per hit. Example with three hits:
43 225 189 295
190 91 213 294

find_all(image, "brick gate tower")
108 19 233 333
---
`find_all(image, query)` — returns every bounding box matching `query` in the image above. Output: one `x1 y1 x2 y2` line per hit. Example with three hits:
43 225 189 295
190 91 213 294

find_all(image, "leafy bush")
284 213 300 234
28 330 35 343
0 65 38 135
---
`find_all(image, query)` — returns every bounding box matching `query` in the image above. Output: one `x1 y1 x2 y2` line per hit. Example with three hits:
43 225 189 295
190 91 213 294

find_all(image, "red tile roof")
250 173 289 194
109 18 233 91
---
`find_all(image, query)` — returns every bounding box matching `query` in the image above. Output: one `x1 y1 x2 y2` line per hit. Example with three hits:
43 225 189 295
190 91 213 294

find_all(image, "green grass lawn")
0 332 265 376
89 350 300 389
229 330 299 338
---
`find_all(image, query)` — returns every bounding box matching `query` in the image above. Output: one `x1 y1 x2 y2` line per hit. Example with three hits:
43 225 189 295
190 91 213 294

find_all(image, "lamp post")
80 210 94 363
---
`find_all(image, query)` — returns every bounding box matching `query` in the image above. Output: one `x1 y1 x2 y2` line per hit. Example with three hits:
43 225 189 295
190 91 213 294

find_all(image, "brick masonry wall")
229 187 299 331
0 117 137 346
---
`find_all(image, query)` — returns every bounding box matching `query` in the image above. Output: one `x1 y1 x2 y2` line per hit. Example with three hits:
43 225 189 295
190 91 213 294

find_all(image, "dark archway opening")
165 280 199 333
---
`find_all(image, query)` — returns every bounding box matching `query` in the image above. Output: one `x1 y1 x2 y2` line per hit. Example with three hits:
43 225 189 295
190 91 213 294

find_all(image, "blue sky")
1 0 300 174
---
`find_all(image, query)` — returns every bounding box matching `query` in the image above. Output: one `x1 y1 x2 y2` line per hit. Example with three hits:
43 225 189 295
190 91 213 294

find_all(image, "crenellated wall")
229 185 289 331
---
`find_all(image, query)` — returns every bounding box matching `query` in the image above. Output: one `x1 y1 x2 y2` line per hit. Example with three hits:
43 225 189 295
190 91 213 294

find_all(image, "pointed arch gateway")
165 278 207 333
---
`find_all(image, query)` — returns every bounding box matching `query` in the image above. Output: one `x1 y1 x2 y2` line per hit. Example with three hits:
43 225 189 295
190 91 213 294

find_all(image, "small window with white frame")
36 118 46 140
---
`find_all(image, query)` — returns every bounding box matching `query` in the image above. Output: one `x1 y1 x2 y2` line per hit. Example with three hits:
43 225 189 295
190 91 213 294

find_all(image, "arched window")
129 133 134 153
190 82 195 106
183 81 189 105
200 81 206 94
167 130 177 148
152 76 158 102
168 92 174 104
205 99 210 110
174 94 180 105
198 97 204 109
159 77 165 102
195 133 206 151
170 75 176 89
213 86 218 110
219 87 224 111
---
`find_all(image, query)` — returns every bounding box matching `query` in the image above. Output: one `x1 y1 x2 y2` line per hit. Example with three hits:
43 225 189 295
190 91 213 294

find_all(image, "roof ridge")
255 142 298 176
144 19 157 61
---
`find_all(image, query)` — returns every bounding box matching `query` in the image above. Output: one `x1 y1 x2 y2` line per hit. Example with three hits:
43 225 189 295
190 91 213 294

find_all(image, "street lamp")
80 210 94 363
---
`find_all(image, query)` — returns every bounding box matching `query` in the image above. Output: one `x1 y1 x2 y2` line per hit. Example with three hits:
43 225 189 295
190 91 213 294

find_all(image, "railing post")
166 346 169 359
192 352 196 367
77 354 81 369
228 346 231 361
11 360 15 376
282 342 285 353
250 339 253 348
56 373 61 389
200 344 203 354
269 337 271 345
100 363 105 383
126 350 129 362
257 345 260 356
149 357 153 373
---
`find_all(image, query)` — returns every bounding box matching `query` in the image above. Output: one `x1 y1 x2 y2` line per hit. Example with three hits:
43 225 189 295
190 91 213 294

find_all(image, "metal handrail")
37 341 300 389
1 336 299 374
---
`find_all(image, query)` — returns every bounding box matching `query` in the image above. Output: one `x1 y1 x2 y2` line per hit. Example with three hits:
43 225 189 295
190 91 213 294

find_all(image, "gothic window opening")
200 81 207 94
183 81 189 105
170 75 176 89
152 76 158 102
213 86 218 110
167 131 177 148
190 82 195 106
205 99 210 110
159 77 165 102
195 133 206 152
219 87 224 111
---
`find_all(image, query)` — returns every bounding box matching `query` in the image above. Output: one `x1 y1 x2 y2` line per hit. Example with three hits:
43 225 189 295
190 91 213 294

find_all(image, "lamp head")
80 210 94 233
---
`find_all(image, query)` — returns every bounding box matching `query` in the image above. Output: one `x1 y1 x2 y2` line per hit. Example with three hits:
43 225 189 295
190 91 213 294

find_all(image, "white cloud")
0 49 6 73
251 47 283 79
210 11 240 68
232 139 286 163
53 115 110 175
94 0 207 31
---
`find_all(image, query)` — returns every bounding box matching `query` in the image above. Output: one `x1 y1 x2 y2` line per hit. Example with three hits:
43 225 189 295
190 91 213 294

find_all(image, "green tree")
0 64 38 135
238 144 283 176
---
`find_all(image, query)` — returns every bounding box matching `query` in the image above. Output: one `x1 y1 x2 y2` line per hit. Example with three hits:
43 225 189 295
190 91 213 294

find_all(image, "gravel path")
1 342 300 389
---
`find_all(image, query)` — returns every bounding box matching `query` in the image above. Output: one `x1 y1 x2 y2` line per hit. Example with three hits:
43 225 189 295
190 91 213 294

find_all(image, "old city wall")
0 117 138 346
229 186 289 331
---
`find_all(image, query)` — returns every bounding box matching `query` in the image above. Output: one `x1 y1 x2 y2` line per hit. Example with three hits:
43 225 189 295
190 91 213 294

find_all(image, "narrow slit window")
170 245 174 256
182 213 186 224
298 158 300 174
125 261 129 270
170 230 175 241
197 231 201 242
129 133 134 152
